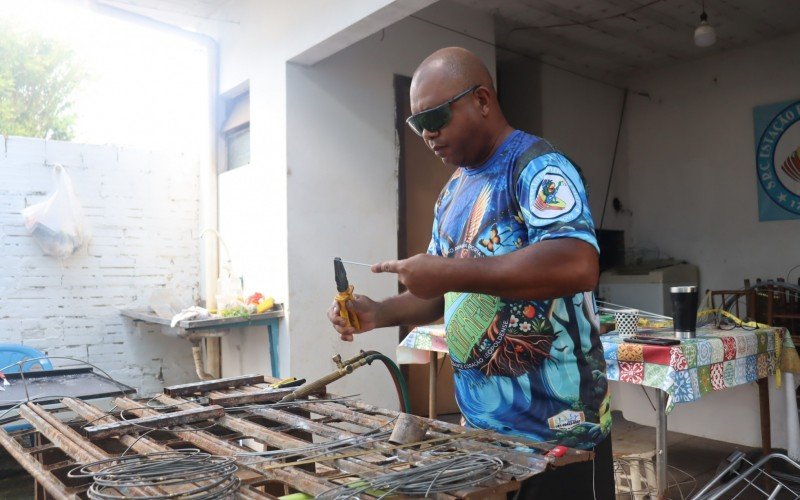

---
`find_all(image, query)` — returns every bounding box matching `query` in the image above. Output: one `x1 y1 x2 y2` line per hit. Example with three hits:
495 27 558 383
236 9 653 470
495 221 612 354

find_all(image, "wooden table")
603 326 800 497
121 306 284 378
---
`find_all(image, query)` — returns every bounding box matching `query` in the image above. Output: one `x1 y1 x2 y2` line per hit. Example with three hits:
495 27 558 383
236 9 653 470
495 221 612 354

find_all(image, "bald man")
328 47 613 499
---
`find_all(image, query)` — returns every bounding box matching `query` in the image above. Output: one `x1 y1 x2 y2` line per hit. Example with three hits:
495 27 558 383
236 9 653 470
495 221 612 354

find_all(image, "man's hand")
327 294 382 342
373 254 448 299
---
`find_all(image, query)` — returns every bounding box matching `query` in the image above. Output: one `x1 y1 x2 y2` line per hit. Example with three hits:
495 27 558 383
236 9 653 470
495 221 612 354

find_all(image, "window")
220 89 250 173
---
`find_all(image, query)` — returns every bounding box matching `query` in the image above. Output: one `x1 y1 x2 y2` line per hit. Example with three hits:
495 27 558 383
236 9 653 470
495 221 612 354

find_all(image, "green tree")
0 23 84 141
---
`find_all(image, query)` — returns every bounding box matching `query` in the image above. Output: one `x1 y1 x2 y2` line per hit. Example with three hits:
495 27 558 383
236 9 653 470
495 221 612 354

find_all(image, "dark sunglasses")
406 85 479 136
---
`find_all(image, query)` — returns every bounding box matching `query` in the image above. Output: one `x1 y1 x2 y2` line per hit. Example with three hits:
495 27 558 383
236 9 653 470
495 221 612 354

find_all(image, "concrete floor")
611 410 798 499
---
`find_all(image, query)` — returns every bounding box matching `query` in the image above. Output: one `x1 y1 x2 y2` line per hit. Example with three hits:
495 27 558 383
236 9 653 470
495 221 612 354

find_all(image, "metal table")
121 305 284 378
602 326 799 498
0 367 135 410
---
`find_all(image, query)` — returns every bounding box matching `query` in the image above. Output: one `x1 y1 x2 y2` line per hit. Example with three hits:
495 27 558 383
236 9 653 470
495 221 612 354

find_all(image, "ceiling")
100 0 800 84
450 0 800 84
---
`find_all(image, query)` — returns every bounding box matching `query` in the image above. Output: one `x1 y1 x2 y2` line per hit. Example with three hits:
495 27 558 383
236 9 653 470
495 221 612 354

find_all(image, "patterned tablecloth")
397 324 448 364
602 326 800 412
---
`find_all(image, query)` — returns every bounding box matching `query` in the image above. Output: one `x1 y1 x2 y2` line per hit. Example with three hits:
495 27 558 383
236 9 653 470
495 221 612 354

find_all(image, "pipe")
361 351 411 414
192 343 215 380
280 350 411 413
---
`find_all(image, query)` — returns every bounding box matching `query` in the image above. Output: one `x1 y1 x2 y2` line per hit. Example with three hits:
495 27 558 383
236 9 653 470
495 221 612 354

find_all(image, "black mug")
671 286 698 339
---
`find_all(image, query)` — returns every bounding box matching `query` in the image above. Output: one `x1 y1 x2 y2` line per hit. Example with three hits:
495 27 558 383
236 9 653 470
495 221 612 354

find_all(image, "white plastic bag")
22 164 90 258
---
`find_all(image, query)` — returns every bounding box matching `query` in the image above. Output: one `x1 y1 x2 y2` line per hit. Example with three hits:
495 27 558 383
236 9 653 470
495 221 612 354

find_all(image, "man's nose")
422 128 439 141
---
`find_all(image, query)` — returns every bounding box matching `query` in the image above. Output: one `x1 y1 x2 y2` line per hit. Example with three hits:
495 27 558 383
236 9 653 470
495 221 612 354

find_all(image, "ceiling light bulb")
694 11 716 47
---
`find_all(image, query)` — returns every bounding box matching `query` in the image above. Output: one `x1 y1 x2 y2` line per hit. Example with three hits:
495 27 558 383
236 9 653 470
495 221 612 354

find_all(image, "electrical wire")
317 452 505 500
68 448 239 500
600 88 628 229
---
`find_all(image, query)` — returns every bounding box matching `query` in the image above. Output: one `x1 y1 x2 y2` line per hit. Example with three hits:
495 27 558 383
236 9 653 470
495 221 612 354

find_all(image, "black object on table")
0 367 135 410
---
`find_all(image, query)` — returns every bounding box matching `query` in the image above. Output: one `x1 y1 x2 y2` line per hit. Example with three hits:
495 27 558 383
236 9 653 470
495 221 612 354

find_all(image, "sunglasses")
406 85 479 136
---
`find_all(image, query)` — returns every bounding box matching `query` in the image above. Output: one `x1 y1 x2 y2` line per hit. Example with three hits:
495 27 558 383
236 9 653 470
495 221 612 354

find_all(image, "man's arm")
329 291 444 341
374 238 598 301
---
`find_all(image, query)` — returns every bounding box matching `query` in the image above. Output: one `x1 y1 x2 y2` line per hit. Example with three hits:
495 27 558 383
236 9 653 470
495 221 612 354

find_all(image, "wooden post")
429 350 437 419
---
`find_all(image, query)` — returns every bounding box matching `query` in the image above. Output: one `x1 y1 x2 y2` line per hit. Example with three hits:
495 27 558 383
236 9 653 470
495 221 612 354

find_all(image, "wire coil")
68 449 239 499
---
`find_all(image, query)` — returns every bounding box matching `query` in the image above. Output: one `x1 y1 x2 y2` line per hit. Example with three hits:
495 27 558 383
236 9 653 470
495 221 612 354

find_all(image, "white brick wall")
0 135 201 395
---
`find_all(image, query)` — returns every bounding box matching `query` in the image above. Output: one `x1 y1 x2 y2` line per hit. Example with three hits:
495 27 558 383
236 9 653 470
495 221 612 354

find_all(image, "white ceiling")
100 0 800 84
450 0 800 83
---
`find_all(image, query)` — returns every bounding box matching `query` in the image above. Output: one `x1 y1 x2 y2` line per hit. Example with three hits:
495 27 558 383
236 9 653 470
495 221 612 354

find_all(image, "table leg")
429 351 437 419
656 389 668 499
758 377 771 455
268 319 280 378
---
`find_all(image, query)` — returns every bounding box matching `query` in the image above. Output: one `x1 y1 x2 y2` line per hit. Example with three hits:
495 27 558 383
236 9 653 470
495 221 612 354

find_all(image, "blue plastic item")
0 344 53 374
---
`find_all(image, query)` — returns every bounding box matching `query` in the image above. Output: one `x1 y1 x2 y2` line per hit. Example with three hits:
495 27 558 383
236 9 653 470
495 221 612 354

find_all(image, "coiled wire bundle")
68 449 239 499
319 452 505 499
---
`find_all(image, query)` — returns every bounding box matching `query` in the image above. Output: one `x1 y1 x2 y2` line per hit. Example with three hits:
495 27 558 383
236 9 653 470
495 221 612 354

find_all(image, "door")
395 75 459 417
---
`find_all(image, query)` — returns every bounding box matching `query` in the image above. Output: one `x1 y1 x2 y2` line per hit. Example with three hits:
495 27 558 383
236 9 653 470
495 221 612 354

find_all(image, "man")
328 47 613 499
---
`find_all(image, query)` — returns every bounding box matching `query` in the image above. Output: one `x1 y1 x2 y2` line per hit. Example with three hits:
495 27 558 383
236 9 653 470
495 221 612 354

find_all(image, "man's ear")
474 86 492 116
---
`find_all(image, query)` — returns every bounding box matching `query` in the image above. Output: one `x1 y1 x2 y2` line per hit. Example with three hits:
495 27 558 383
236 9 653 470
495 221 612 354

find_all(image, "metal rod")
656 389 668 498
338 259 373 267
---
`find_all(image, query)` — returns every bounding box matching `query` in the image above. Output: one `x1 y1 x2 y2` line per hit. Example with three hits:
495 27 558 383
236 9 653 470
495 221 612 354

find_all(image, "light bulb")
694 11 716 47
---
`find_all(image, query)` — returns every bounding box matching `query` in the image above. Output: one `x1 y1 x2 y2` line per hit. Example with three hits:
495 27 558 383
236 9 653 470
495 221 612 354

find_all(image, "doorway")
394 75 459 417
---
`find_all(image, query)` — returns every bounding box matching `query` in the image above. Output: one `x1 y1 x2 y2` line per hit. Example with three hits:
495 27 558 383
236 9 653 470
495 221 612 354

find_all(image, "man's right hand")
327 294 381 342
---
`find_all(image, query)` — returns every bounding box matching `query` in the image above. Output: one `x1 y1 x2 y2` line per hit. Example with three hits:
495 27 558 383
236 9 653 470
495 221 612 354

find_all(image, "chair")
0 344 53 373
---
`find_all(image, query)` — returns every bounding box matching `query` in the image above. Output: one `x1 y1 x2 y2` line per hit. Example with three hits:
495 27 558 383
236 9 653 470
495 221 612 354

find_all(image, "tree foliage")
0 23 85 141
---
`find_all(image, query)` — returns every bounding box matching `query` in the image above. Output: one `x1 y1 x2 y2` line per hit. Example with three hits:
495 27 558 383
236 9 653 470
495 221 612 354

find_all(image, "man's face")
410 76 481 167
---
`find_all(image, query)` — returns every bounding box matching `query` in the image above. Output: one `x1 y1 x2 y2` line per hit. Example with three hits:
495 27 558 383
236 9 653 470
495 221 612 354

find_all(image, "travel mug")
671 286 698 339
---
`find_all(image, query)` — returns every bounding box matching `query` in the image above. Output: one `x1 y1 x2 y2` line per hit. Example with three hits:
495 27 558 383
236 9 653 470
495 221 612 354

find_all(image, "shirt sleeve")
426 214 441 256
516 152 599 252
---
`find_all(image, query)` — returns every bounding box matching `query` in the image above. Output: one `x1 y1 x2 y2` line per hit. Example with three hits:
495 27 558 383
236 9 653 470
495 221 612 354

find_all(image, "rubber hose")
360 351 412 414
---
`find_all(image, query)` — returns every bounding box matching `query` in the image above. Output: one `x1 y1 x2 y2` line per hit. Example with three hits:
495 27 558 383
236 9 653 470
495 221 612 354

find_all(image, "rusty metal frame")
0 374 585 499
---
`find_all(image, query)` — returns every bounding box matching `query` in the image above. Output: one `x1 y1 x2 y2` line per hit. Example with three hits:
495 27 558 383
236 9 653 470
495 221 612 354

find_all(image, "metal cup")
671 285 698 339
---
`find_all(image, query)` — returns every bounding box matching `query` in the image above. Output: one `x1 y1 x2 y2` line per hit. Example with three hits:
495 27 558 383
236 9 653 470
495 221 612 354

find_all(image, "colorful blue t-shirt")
427 130 611 450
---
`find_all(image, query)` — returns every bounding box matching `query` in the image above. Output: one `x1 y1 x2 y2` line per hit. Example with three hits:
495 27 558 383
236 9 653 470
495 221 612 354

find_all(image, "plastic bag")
22 164 90 258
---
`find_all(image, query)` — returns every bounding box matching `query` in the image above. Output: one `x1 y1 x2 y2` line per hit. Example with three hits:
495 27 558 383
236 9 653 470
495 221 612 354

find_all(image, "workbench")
0 374 591 499
121 305 284 379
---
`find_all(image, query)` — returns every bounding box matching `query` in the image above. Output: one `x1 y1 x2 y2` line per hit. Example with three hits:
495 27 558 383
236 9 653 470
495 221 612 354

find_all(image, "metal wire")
317 452 505 499
68 448 240 499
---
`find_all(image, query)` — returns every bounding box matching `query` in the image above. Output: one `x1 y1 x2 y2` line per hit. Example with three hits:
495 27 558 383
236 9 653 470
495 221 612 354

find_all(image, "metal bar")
83 405 224 438
429 350 438 419
62 398 264 488
656 389 668 498
19 404 166 498
295 399 548 473
156 393 380 476
208 388 317 407
163 374 265 396
338 397 580 460
0 429 78 500
113 397 335 497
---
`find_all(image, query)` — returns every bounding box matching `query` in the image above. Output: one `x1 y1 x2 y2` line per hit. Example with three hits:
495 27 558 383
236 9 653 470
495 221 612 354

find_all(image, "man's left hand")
372 254 447 299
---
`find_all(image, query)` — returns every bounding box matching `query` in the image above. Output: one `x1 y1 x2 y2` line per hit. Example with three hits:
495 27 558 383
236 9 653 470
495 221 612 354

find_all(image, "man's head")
409 47 508 167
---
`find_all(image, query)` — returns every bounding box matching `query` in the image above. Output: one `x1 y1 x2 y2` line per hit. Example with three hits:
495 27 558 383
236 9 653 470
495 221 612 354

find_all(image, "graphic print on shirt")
428 131 611 450
529 166 581 223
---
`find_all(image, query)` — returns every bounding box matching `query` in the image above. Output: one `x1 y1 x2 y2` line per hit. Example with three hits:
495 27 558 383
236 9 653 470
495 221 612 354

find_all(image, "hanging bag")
22 164 90 258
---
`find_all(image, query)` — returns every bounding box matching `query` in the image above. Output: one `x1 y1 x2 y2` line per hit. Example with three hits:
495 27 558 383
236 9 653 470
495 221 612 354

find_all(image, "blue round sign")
756 101 800 215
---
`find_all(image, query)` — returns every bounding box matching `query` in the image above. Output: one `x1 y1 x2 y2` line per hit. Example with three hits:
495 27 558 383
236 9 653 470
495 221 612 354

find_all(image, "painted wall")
610 31 800 448
500 33 800 447
207 0 435 378
285 1 495 408
497 56 627 228
623 31 800 291
0 136 199 394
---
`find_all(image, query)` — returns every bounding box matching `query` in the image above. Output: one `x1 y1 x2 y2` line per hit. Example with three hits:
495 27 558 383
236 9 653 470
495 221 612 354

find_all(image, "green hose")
362 351 412 414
